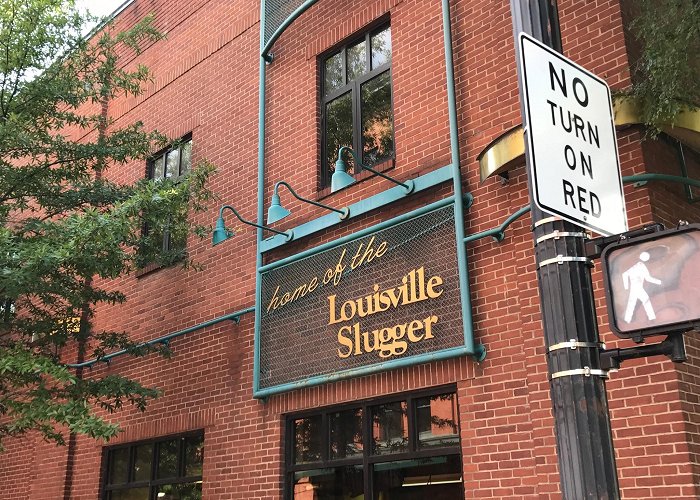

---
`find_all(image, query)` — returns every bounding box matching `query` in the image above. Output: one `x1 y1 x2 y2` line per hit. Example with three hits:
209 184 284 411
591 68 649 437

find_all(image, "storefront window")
156 439 179 479
103 432 203 500
330 408 363 459
184 435 204 477
416 393 459 449
372 401 408 455
374 455 463 500
294 415 323 464
292 465 365 500
133 443 153 481
285 388 463 500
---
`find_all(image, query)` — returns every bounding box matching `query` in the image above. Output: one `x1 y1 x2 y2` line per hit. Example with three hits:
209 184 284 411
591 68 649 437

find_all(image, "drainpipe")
441 0 486 361
253 1 268 396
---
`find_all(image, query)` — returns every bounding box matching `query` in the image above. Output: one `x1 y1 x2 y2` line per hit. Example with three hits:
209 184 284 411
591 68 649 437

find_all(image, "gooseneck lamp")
212 205 293 245
332 146 415 194
267 181 350 224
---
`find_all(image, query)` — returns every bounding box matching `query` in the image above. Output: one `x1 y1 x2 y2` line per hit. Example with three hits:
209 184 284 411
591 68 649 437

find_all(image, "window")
139 136 192 268
285 388 463 500
321 24 394 188
1 298 14 323
103 432 203 500
149 136 192 182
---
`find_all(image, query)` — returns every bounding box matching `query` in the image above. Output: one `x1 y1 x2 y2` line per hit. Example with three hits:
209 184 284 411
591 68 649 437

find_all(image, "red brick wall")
0 436 37 499
0 0 698 498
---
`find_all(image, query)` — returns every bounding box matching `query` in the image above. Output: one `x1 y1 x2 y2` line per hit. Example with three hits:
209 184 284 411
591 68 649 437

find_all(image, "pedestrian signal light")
602 224 700 340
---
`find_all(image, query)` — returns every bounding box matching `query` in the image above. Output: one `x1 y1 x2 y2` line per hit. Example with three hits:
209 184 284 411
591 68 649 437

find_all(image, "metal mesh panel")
264 0 308 46
259 204 464 389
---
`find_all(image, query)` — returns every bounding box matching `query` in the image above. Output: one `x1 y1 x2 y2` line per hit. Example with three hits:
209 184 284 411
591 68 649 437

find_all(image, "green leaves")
625 0 700 134
0 1 214 448
0 346 134 446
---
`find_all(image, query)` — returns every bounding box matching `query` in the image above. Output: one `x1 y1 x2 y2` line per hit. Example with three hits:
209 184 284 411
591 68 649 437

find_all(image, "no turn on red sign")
519 33 628 236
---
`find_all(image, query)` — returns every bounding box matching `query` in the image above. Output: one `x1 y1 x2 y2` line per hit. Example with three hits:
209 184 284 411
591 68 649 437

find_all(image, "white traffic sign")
519 33 628 236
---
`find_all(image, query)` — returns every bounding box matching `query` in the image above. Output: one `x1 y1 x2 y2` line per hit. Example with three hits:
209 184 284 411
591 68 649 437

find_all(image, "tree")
624 0 700 133
0 0 214 448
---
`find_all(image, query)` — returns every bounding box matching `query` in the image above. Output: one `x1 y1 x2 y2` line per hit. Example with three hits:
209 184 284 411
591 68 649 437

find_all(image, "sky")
76 0 130 21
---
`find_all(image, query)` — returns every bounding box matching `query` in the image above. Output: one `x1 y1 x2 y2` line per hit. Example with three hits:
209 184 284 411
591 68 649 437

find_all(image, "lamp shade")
331 158 356 192
266 193 292 224
212 216 233 245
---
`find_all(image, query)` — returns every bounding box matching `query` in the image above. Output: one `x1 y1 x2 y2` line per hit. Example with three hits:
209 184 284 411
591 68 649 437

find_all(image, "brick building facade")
1 0 699 498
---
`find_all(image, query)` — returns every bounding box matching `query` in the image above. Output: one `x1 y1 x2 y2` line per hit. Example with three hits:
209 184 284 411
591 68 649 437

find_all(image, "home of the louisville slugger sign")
1 0 699 498
258 202 468 396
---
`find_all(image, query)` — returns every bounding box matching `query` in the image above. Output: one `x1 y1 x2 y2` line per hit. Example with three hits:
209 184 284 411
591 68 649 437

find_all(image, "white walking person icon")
622 251 662 323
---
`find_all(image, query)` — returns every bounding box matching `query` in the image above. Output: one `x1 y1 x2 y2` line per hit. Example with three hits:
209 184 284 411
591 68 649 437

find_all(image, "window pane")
108 448 130 485
371 27 391 69
329 408 363 460
184 434 204 477
180 140 192 175
325 92 354 177
157 439 179 479
165 148 180 178
373 455 463 500
361 70 394 166
109 487 150 500
324 52 343 95
417 393 459 449
133 443 153 482
372 401 408 455
292 466 364 500
153 155 165 180
346 39 367 81
154 482 202 500
293 415 323 464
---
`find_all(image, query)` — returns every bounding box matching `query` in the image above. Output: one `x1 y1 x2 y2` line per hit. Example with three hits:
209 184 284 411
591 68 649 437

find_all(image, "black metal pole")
509 1 620 497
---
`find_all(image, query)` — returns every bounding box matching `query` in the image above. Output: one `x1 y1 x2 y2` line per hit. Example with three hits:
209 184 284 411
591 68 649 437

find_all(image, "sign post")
509 1 621 497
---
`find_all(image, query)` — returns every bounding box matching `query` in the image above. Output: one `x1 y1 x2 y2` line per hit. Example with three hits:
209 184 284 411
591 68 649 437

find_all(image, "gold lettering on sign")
264 230 449 361
323 248 347 286
350 236 387 269
336 315 439 358
266 275 320 313
331 266 444 359
328 267 442 325
267 239 388 316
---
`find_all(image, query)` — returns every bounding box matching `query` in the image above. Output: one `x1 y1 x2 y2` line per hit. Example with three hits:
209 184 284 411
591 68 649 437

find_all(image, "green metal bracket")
67 307 254 369
622 173 700 191
260 165 454 252
464 206 531 244
464 172 700 246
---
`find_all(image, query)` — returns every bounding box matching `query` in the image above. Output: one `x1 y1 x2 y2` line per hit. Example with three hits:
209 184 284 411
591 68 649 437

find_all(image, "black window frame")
320 21 395 189
102 430 204 500
0 298 14 323
147 134 193 183
139 134 193 267
284 385 463 500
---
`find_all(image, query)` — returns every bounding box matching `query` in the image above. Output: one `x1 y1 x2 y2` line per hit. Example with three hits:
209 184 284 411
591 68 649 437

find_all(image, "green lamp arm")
219 205 292 239
336 147 413 192
273 181 349 219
